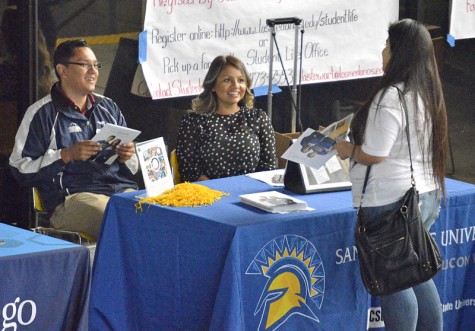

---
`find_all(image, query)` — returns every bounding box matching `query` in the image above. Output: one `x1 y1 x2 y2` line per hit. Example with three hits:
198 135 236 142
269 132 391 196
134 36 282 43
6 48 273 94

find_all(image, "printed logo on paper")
246 235 325 330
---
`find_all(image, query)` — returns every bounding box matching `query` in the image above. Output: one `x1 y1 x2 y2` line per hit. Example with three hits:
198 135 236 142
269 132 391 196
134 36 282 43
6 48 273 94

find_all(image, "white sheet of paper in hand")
282 113 353 171
91 123 141 165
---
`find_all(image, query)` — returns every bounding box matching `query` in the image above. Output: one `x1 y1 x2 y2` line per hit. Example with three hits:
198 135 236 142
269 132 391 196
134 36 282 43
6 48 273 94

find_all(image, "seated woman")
176 55 277 182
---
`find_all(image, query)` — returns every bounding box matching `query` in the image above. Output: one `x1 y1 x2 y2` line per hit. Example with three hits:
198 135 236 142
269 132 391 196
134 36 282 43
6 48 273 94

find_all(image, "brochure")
91 123 141 165
239 191 308 213
281 113 353 171
245 169 286 187
135 137 174 197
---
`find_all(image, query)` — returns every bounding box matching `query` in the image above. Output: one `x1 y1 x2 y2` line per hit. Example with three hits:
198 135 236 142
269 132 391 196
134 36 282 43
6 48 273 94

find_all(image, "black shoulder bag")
354 88 442 296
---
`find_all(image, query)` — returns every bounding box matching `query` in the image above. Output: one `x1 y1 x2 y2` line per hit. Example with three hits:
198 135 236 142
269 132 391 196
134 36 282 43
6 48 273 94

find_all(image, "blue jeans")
360 190 443 331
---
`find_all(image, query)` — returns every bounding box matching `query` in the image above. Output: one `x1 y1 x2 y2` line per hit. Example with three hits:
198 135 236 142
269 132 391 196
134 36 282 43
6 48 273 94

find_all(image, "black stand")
283 160 308 194
266 17 302 133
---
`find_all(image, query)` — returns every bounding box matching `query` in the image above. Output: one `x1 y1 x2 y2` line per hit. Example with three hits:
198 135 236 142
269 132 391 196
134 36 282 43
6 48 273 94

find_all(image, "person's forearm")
334 141 385 165
60 148 72 163
348 145 386 165
196 175 210 181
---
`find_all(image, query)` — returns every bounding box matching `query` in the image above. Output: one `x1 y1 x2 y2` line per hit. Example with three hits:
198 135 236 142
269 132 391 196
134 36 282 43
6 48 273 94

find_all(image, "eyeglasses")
65 62 103 70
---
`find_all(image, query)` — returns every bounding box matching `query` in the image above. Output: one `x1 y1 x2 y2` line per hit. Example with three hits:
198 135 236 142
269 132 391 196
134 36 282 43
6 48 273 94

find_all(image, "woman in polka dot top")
176 55 277 182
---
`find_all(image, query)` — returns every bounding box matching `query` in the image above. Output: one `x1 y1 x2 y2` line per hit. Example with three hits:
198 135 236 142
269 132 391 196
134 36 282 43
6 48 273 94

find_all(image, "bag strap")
358 86 415 209
395 86 416 188
358 165 372 208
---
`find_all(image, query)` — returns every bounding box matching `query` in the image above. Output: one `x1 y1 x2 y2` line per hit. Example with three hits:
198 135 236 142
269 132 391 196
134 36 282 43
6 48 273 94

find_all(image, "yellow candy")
135 182 229 212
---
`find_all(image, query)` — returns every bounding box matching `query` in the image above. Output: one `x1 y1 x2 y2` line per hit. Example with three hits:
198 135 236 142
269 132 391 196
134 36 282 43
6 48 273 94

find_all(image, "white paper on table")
246 169 285 187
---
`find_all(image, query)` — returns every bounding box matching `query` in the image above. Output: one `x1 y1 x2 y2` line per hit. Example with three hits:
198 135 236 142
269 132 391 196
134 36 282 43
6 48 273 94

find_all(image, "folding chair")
170 149 182 184
32 187 96 245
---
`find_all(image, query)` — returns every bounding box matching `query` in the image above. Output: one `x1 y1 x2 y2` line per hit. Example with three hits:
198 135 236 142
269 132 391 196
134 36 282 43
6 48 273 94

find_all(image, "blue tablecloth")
430 180 475 331
0 223 91 331
89 176 475 331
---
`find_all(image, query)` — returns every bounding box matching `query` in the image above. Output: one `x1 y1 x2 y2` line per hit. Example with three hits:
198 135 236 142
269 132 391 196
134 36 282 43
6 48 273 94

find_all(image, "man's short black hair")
53 39 89 67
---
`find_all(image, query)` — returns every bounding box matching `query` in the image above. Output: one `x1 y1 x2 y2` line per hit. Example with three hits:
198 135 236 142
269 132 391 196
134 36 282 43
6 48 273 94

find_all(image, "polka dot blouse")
176 107 277 182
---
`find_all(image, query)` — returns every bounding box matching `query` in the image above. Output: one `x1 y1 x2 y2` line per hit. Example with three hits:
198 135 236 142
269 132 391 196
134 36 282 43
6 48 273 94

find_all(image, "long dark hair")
351 18 448 196
191 55 254 114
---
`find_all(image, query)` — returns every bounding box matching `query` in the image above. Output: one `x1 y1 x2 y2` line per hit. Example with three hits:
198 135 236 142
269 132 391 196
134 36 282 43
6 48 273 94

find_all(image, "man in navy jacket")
9 39 138 240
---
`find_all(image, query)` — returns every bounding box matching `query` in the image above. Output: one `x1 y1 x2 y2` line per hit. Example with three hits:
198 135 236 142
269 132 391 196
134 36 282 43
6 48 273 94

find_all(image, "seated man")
9 39 138 241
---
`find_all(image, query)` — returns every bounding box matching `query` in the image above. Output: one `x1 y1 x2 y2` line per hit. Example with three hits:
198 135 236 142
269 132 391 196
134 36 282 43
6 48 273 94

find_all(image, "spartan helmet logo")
246 235 325 331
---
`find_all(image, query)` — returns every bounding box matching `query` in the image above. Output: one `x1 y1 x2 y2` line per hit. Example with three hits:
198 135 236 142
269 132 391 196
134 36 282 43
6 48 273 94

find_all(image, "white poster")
449 0 475 40
141 0 398 99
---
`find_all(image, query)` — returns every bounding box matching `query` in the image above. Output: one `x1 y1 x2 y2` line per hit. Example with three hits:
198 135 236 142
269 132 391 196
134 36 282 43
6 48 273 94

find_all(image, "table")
0 223 91 331
430 179 475 331
89 176 475 330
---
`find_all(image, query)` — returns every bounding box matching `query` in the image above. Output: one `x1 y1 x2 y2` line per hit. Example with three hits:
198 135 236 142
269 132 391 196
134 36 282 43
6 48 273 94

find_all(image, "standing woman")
335 19 448 330
176 55 277 182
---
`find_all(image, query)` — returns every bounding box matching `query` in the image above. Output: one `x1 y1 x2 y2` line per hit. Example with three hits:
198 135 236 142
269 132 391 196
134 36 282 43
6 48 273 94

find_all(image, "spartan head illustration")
246 235 325 331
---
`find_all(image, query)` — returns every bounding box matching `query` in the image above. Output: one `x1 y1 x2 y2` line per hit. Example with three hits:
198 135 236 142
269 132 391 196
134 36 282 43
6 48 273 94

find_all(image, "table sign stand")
284 159 352 194
135 137 174 197
284 159 309 194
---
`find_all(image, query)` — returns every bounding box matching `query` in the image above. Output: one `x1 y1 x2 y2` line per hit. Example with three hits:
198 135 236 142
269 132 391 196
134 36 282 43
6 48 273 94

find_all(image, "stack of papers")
239 191 308 213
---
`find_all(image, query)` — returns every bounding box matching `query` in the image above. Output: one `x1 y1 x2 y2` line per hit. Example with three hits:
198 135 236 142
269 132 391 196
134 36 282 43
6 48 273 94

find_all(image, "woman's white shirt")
350 85 436 207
